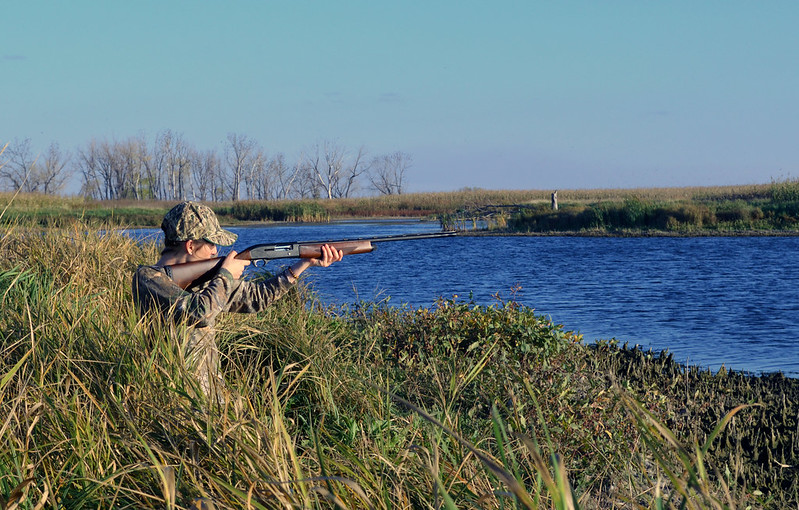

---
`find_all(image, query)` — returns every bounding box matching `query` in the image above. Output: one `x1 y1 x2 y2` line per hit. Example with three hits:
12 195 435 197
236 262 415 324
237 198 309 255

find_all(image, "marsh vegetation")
3 180 799 236
0 217 796 508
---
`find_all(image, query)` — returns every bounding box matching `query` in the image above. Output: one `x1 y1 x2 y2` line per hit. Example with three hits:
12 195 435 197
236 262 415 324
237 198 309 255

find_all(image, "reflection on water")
125 222 799 377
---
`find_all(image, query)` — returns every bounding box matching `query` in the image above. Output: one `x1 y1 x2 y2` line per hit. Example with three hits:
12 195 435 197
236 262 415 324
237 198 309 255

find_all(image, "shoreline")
225 217 799 238
458 227 799 237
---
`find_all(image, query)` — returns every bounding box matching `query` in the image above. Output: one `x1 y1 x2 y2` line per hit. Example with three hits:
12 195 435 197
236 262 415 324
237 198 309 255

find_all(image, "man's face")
186 239 218 261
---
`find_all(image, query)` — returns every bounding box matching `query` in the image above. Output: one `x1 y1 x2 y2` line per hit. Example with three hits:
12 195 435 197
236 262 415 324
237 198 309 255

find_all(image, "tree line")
0 131 410 201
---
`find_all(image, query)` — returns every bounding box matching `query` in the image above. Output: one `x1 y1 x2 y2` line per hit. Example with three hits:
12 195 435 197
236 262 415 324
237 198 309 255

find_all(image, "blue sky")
2 1 797 193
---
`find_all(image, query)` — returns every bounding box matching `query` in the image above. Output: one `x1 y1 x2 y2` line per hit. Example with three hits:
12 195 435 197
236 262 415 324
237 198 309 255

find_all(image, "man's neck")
156 253 190 267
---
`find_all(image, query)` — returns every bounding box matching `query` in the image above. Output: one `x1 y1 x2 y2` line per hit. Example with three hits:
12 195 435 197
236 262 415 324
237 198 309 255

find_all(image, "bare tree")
243 149 268 200
39 142 74 195
270 153 300 199
248 151 298 201
304 141 369 199
145 135 166 200
0 138 37 191
224 133 259 201
114 137 148 200
369 151 411 195
77 139 117 200
0 143 8 192
210 153 228 202
76 139 102 199
0 139 73 194
76 137 144 200
334 145 369 198
300 146 325 198
316 141 341 199
2 131 412 201
153 130 193 200
191 148 222 201
294 152 322 199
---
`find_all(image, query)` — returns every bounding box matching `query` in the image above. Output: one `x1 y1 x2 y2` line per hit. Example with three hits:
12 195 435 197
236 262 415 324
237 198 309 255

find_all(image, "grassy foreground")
0 221 797 509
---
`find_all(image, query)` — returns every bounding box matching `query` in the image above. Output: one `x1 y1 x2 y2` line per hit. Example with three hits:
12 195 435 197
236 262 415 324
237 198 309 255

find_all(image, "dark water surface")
127 221 799 377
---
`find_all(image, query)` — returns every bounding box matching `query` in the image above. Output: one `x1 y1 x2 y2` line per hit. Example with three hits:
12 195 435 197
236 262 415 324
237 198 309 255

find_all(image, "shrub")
621 197 652 227
217 200 330 222
715 202 752 223
770 177 799 202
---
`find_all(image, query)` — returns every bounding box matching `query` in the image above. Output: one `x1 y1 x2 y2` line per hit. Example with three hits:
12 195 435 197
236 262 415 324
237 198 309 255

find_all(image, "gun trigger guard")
253 260 265 268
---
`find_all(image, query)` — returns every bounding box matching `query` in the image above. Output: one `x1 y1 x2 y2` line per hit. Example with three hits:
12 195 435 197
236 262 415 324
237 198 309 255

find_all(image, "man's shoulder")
133 265 173 285
135 264 166 276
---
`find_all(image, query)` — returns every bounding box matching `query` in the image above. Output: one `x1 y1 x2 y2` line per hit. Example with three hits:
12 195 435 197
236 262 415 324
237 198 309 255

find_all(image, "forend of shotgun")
242 240 374 260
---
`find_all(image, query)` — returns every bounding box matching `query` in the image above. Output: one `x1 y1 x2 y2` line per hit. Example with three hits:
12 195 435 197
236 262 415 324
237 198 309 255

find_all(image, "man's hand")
221 251 250 279
309 244 344 267
284 244 344 282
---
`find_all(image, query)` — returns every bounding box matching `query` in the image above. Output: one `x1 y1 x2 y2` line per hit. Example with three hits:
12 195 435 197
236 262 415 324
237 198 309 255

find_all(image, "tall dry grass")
0 210 775 507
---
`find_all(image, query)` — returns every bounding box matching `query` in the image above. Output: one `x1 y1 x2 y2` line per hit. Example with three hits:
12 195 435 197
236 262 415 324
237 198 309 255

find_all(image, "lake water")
127 221 799 377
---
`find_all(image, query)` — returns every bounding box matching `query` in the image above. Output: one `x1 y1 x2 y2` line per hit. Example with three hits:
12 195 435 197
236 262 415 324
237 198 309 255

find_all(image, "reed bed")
0 216 795 508
0 182 783 229
216 184 776 222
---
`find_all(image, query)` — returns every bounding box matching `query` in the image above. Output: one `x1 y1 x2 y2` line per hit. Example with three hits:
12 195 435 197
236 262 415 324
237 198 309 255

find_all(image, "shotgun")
165 231 457 290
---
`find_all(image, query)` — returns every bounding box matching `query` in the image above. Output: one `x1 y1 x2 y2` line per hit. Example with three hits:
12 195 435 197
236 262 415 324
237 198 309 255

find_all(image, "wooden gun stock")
167 257 228 290
297 240 374 258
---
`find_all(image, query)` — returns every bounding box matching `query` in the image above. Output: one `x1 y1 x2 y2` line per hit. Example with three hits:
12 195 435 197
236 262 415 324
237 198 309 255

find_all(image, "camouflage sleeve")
132 265 237 328
132 265 295 324
222 272 295 313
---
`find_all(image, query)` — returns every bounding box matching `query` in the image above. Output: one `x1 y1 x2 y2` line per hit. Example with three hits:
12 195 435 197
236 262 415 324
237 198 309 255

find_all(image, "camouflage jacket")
132 265 294 328
132 265 294 401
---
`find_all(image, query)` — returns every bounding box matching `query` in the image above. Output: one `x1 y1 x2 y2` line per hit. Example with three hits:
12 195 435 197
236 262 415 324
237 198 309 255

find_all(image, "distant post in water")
551 190 558 211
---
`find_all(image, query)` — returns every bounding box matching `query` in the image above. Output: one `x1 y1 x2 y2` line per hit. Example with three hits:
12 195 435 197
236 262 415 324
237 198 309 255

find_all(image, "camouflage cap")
161 201 237 246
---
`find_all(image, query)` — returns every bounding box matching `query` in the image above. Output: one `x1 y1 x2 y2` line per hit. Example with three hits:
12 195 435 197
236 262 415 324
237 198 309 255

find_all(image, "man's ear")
182 240 195 256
